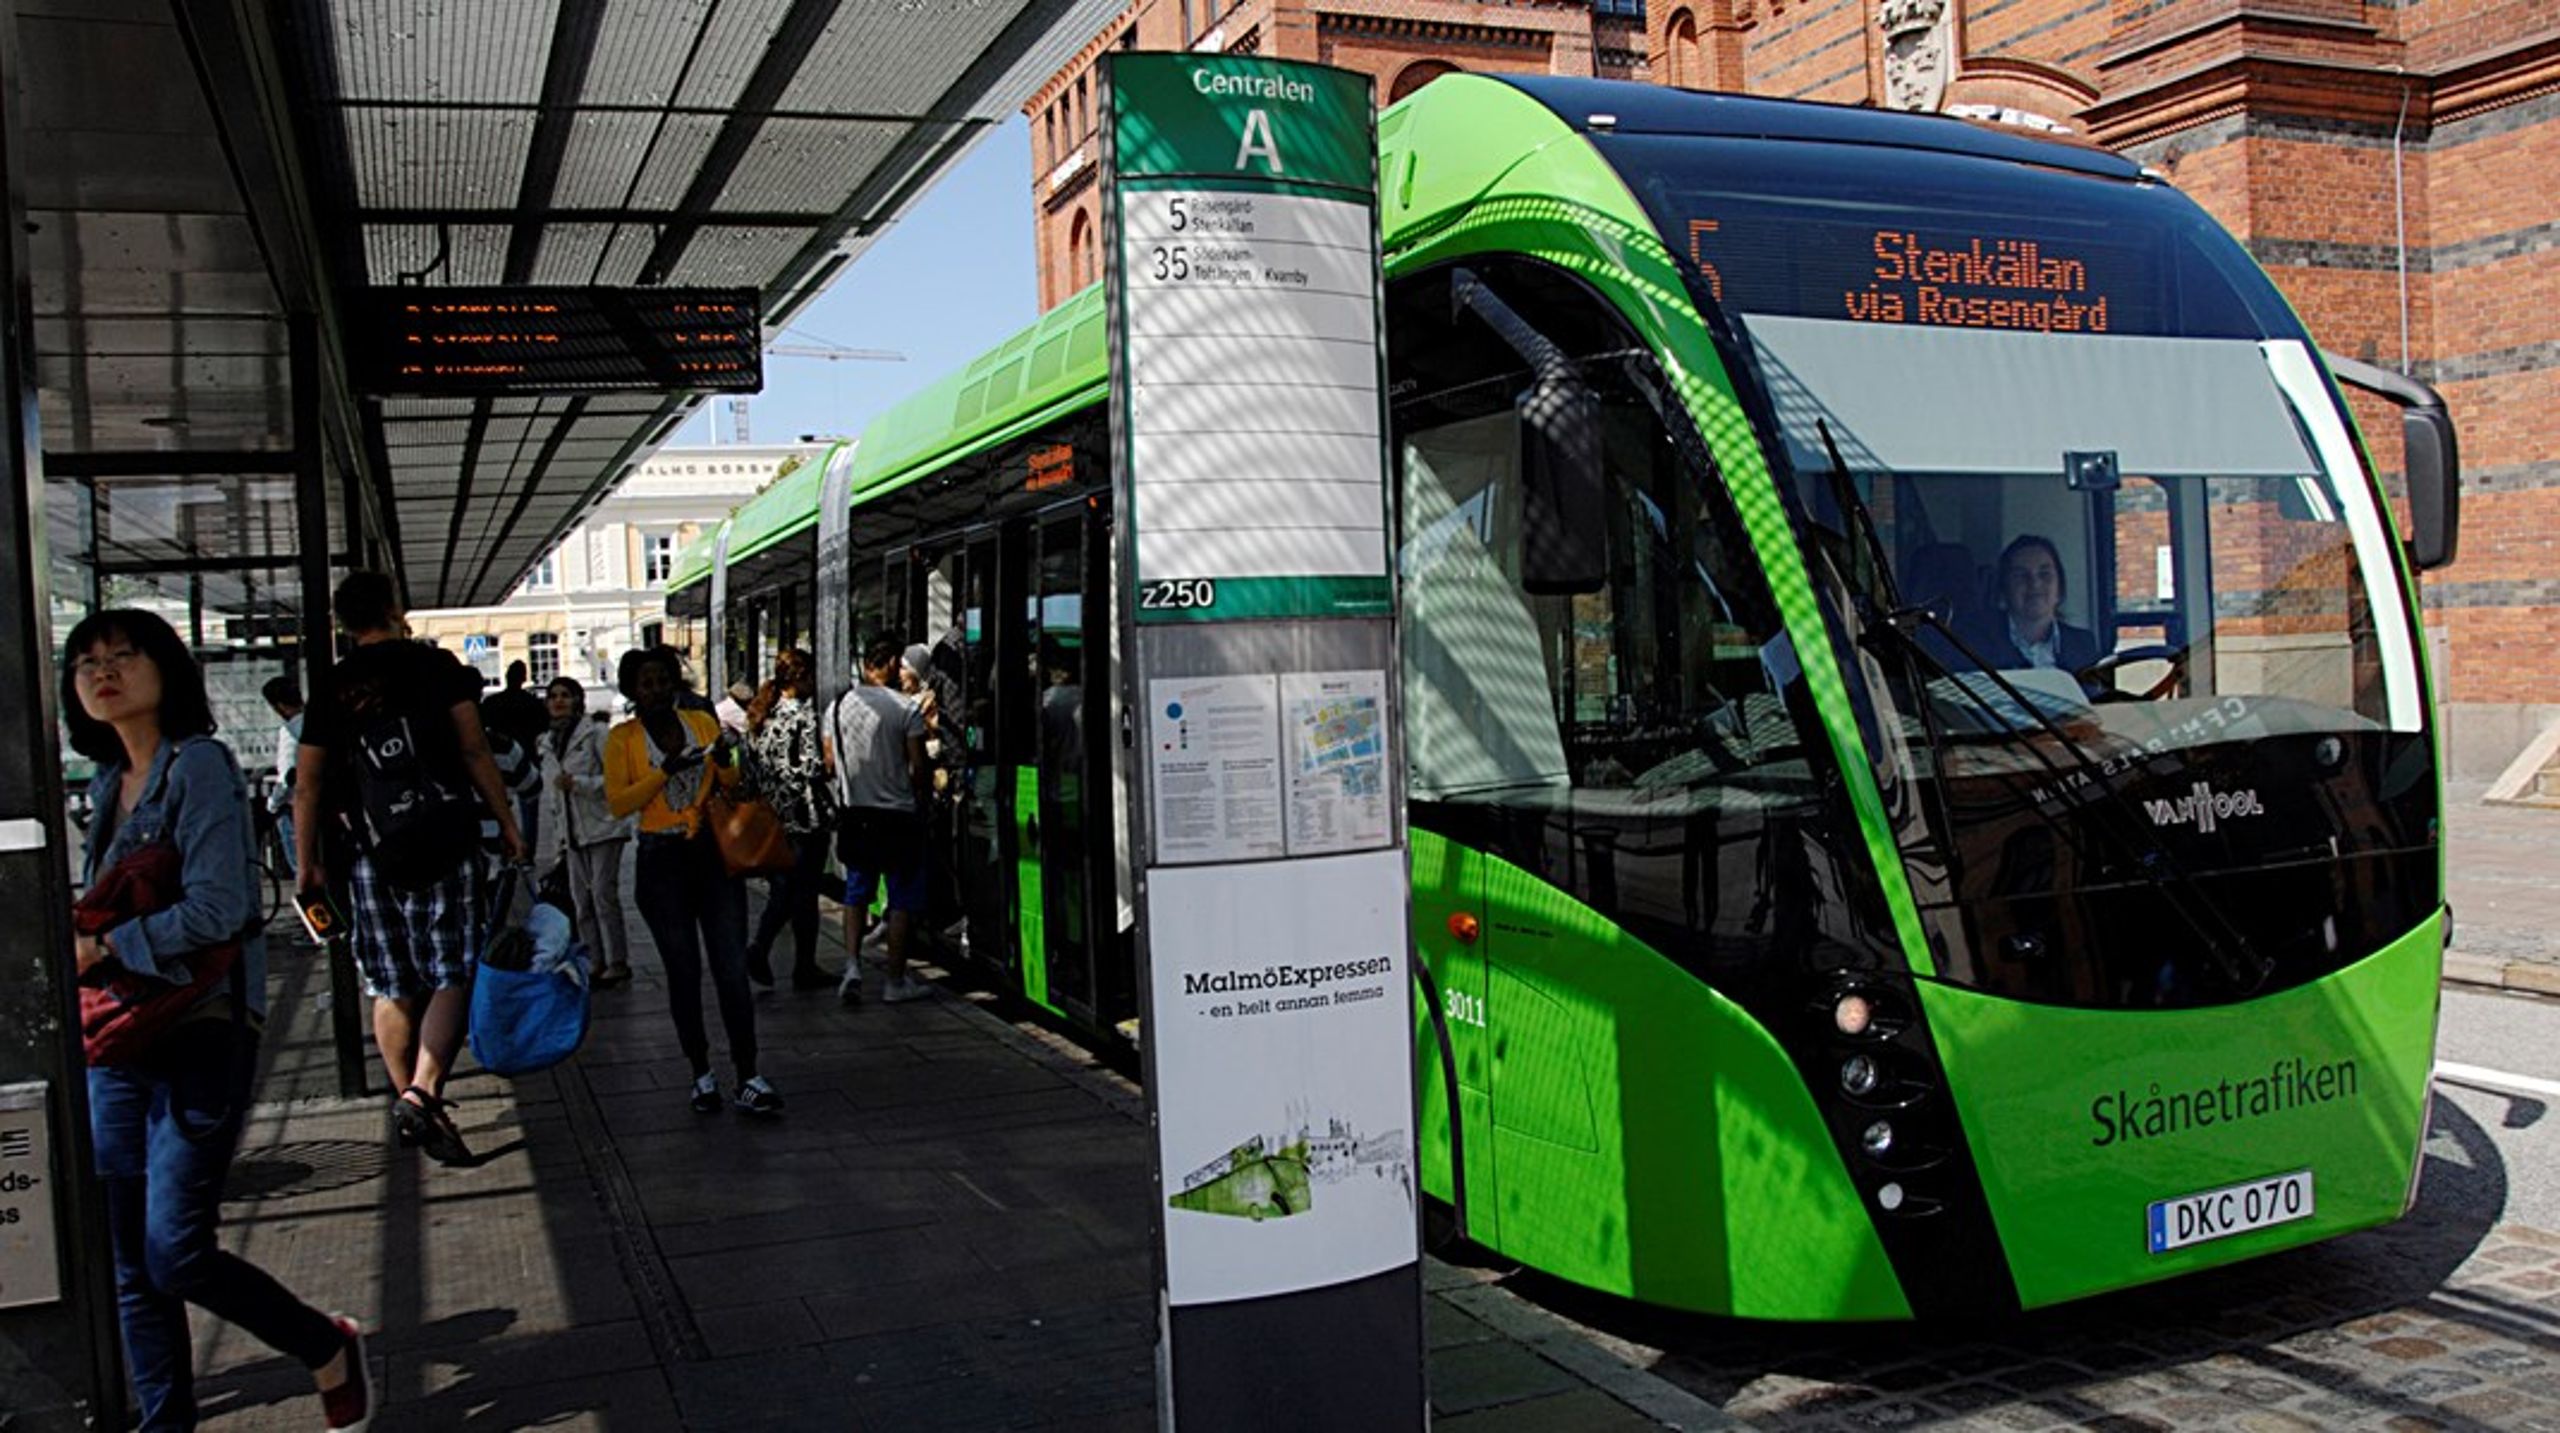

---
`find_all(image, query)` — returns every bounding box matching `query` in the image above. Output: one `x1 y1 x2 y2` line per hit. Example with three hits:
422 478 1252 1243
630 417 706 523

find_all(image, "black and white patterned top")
747 695 827 835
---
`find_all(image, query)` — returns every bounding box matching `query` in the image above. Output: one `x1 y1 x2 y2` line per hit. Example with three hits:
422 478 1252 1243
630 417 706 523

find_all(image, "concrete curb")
1437 1282 1739 1430
2445 951 2560 998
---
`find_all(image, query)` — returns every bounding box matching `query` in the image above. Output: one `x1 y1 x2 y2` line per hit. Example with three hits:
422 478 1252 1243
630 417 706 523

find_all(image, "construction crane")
723 330 907 443
765 328 905 364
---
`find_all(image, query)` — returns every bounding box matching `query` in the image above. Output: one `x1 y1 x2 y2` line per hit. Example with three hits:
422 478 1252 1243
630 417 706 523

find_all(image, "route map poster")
1281 669 1389 855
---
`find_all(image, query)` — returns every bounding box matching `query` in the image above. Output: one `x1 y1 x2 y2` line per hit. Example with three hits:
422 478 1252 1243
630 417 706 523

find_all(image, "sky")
664 115 1042 449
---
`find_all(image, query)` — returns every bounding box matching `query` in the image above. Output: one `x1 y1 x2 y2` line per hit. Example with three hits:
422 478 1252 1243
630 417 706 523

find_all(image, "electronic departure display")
352 286 763 396
1682 210 2165 335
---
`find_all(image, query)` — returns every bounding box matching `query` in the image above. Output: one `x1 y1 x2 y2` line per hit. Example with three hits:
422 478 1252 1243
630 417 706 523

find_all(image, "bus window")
1393 258 1818 949
1400 408 1570 800
852 563 884 657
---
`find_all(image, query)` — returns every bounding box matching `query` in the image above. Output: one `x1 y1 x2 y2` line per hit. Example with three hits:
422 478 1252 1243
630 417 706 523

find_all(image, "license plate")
2147 1169 2314 1253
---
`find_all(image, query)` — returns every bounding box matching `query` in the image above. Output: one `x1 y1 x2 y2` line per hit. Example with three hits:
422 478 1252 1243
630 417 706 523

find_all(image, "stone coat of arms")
1880 0 1955 112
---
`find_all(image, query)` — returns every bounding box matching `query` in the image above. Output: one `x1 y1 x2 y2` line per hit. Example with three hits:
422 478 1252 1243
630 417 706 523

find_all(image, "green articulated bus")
668 73 2463 1321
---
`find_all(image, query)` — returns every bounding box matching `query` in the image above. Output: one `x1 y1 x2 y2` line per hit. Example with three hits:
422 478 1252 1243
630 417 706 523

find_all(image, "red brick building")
1024 0 2560 774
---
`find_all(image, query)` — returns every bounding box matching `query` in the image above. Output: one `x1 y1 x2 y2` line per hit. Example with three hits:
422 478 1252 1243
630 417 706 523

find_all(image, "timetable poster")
1110 57 1390 626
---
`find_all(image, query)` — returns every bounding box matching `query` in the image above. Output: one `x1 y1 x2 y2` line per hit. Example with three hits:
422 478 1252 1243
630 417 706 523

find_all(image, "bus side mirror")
2324 350 2460 572
1519 374 1608 596
2402 406 2458 571
1451 267 1608 595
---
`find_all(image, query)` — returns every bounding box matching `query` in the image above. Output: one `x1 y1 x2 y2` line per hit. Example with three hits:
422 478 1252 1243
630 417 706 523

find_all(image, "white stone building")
409 442 818 706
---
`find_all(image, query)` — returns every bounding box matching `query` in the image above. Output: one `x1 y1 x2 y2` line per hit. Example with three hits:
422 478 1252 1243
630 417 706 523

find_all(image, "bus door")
1025 506 1103 1019
955 530 1024 974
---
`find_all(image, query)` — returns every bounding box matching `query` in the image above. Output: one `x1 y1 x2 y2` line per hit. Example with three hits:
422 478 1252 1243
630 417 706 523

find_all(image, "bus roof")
1496 76 2142 181
716 443 843 571
667 285 1111 600
667 516 726 594
664 76 2143 602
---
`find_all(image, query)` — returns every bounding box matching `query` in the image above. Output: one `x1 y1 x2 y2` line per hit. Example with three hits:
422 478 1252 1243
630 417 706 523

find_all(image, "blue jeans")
89 1025 339 1430
634 834 757 1081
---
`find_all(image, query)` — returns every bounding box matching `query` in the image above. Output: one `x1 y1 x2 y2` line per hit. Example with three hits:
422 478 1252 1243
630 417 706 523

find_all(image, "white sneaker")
882 975 933 1004
837 969 863 1005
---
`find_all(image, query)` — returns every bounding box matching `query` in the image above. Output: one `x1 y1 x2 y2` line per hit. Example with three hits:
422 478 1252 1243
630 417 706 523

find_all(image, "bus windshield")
1597 131 2438 1006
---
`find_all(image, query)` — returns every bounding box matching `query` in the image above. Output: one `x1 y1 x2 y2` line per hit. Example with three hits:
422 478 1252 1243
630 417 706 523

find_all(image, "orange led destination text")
1849 231 2110 333
1024 442 1076 493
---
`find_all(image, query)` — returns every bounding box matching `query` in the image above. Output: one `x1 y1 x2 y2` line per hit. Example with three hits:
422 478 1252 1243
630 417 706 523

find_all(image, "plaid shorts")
345 852 488 1001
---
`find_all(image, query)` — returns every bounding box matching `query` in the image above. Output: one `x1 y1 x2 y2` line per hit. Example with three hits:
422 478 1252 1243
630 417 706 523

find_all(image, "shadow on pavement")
1466 1092 2533 1428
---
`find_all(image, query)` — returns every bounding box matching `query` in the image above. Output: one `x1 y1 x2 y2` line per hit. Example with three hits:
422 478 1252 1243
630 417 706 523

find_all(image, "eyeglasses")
73 648 143 680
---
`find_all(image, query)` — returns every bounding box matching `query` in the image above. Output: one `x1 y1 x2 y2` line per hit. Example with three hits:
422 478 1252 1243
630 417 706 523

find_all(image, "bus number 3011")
1139 578 1217 612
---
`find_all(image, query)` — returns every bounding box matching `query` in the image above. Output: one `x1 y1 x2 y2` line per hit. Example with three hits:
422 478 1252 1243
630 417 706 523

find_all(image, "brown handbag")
706 787 796 877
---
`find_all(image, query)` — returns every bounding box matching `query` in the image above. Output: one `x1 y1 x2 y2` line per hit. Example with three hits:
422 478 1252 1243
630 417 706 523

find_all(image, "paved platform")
187 878 1714 1432
2445 783 2560 993
168 788 2560 1430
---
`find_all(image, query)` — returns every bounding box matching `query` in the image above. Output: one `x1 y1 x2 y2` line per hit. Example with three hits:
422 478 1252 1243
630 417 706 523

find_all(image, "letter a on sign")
1235 109 1284 174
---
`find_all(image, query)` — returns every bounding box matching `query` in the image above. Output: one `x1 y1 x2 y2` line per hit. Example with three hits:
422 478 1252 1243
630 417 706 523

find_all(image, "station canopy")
21 0 1116 615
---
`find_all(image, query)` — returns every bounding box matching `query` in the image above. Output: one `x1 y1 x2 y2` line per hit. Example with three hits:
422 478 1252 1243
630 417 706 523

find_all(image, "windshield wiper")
1810 421 2274 997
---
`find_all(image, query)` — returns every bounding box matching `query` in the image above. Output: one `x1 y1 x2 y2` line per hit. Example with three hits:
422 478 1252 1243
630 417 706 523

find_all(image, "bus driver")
1966 533 2101 687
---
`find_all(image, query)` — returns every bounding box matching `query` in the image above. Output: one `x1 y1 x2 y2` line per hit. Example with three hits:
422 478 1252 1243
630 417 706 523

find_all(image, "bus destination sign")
353 286 763 396
1688 212 2159 335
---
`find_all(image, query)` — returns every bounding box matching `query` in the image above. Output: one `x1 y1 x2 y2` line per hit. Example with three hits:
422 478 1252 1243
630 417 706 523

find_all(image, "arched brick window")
1665 9 1702 90
1069 209 1096 290
1388 59 1462 104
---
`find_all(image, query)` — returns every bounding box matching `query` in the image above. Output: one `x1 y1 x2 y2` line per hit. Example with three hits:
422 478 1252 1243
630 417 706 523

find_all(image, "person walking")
294 572 526 1168
481 658 547 751
482 658 549 849
605 646 781 1115
64 609 373 1431
742 648 833 992
477 703 544 860
536 676 633 988
825 638 933 1004
259 675 303 878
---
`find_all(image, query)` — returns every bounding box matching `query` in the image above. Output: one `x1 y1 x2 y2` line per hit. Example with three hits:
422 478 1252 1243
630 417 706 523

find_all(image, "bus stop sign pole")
1103 52 1426 1430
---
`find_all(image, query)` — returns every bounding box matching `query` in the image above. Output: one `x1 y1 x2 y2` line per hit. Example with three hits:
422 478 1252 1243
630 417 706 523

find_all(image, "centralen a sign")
1103 50 1425 1431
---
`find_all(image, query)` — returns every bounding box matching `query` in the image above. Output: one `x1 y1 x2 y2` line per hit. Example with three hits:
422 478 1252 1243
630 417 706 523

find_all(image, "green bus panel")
1012 764 1053 1014
1412 831 1909 1320
1924 915 2440 1310
1410 831 1496 1248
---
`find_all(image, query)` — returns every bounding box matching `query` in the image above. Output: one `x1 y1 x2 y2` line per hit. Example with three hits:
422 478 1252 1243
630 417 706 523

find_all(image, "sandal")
395 1087 474 1168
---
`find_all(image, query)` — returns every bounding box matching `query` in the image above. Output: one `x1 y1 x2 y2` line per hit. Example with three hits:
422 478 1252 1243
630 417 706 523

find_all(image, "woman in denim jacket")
65 609 371 1431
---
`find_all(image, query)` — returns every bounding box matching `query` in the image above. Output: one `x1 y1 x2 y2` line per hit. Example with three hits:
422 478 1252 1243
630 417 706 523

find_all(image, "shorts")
345 851 487 1001
843 864 928 914
836 805 927 914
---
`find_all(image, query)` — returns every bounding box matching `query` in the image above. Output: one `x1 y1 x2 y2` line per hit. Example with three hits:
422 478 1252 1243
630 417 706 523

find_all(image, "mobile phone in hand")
295 887 346 945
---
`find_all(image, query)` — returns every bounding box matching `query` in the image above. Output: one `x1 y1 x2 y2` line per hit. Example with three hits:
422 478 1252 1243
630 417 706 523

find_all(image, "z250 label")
1139 578 1218 612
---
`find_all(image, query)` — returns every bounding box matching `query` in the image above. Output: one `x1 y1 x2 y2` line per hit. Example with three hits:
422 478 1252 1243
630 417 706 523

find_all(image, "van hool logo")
2143 781 2265 834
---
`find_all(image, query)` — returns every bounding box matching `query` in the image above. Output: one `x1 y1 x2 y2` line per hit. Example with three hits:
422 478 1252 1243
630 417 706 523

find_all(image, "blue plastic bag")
469 953 590 1076
470 867 592 1079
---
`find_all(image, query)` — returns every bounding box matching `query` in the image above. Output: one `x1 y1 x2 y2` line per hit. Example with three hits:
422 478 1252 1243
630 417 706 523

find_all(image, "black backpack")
347 709 480 889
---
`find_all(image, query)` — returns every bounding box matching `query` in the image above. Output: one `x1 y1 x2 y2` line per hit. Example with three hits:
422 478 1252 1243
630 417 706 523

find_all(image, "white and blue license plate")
2147 1169 2315 1253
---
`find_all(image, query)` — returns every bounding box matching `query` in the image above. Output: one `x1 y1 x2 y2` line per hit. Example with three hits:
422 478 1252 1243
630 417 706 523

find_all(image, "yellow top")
604 709 735 838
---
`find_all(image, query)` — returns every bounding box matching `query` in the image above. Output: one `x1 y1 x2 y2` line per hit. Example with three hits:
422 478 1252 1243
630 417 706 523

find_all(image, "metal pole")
0 5 125 1423
291 312 369 1099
